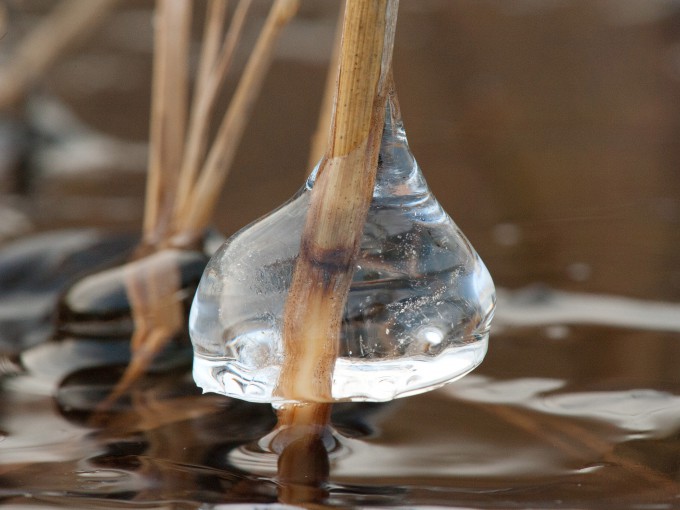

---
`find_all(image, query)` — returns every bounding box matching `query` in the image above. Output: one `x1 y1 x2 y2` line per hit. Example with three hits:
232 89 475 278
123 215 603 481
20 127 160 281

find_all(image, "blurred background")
1 0 680 301
3 4 680 506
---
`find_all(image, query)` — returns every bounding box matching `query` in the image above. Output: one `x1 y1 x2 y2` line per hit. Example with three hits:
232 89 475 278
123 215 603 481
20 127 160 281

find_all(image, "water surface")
2 1 680 508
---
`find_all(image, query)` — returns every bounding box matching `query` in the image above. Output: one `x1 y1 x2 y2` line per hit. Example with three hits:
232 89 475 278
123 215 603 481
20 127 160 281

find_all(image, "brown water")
2 1 680 508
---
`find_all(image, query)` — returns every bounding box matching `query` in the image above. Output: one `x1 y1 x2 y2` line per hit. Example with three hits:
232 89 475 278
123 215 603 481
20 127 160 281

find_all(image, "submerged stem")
275 403 332 507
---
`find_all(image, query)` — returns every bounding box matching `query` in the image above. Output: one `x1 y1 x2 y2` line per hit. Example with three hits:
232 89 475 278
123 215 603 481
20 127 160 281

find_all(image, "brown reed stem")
275 403 332 507
143 0 192 245
0 0 119 109
177 0 299 238
276 0 399 402
173 0 253 228
99 249 186 409
194 0 229 107
111 0 192 403
107 0 296 401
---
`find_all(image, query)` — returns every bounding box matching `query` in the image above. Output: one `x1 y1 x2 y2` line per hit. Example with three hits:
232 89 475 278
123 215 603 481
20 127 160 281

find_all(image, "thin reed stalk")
173 0 253 225
106 0 194 404
176 0 299 237
194 0 229 106
143 0 192 245
108 0 298 400
276 0 400 403
103 249 186 407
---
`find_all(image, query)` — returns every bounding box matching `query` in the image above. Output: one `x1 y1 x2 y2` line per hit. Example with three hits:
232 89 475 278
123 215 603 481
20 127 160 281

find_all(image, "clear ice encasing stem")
189 91 496 403
189 7 495 406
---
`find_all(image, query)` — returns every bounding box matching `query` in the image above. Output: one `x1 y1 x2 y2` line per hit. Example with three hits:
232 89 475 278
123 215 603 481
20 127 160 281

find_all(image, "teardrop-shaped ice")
189 93 495 403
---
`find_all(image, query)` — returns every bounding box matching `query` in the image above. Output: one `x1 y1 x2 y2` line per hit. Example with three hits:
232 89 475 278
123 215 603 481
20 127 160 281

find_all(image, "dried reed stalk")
104 0 194 406
276 0 400 403
173 0 252 228
143 0 192 245
194 0 229 107
103 249 186 407
176 0 299 237
0 0 120 109
110 0 298 400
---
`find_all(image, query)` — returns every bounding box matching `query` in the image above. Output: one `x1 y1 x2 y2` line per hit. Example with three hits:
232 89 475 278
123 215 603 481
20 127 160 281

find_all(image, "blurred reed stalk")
0 0 120 109
274 0 399 459
173 0 299 237
140 0 192 247
109 0 299 402
144 0 299 247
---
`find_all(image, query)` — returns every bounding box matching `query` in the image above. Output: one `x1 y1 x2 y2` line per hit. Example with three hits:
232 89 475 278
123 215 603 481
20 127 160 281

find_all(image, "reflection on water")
1 0 680 508
3 236 680 508
496 286 680 332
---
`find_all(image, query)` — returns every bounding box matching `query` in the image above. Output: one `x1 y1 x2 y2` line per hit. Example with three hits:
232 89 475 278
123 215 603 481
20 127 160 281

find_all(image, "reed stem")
173 0 253 227
194 0 229 107
276 0 399 402
143 0 192 245
275 403 332 506
177 0 299 238
109 0 296 400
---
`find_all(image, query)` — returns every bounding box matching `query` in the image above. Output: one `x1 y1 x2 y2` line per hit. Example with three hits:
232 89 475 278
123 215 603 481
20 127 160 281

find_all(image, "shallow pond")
2 1 680 508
